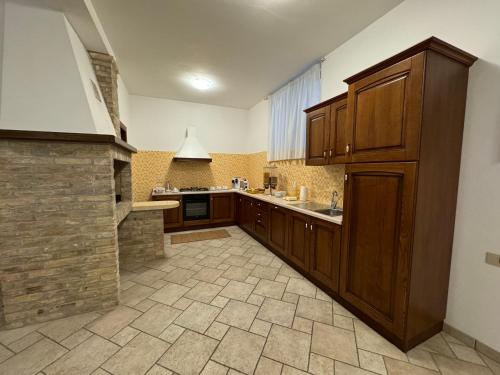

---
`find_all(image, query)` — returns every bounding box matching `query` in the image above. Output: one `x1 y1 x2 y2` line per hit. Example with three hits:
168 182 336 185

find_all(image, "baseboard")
443 322 500 363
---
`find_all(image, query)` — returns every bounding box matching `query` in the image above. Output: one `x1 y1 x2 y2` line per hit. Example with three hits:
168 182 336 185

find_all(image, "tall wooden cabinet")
305 93 348 165
336 38 477 350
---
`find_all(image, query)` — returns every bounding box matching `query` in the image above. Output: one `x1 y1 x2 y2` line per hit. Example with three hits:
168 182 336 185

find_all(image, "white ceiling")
91 0 403 109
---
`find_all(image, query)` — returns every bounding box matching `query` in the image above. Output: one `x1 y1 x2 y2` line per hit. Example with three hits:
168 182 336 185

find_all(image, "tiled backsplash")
132 151 345 206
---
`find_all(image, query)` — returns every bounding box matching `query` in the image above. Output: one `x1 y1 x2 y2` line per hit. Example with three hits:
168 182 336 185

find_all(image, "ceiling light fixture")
190 76 214 91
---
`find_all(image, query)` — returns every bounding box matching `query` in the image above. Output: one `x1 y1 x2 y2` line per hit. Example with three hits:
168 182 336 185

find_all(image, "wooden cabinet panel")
268 205 288 256
210 193 234 224
345 53 424 163
340 162 417 337
305 106 329 165
329 96 348 164
309 219 341 292
156 195 183 231
287 212 310 271
241 197 255 233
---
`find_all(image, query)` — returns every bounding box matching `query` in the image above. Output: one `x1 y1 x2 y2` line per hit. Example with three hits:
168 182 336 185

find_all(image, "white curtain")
268 63 321 161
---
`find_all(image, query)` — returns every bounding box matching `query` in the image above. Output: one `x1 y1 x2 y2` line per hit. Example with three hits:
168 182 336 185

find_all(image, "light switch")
485 252 500 267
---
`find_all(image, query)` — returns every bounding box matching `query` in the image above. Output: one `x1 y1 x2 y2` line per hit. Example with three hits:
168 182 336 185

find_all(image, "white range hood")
173 127 212 162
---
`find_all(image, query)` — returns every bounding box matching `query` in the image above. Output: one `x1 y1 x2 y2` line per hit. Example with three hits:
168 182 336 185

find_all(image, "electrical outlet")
485 252 500 267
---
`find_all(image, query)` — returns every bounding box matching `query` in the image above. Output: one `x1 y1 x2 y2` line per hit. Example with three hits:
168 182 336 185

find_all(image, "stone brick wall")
89 51 120 137
118 210 165 270
0 139 123 328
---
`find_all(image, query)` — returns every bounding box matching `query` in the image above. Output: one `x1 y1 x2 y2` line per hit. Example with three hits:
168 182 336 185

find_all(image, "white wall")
128 95 249 153
117 75 132 126
0 1 114 135
247 99 269 153
322 0 500 351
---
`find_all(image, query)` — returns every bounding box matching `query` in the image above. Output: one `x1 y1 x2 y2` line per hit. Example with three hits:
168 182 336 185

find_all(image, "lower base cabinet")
287 211 310 272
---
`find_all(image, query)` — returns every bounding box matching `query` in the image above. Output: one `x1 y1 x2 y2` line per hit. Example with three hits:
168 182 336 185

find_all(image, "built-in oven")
183 194 210 221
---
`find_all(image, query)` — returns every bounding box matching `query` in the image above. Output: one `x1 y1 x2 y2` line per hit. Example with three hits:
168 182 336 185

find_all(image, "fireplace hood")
173 127 212 162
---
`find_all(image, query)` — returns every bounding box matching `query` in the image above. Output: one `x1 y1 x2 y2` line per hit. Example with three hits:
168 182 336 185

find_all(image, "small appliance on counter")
263 165 278 195
232 177 248 190
299 186 308 202
153 186 166 194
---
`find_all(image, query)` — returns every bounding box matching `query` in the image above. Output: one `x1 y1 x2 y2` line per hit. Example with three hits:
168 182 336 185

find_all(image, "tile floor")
0 225 499 375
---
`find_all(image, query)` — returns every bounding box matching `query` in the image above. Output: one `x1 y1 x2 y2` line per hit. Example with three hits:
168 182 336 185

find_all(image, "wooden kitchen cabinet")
309 218 341 293
268 205 288 257
152 195 183 231
210 193 234 224
305 93 348 165
287 211 310 272
340 162 417 338
240 196 255 233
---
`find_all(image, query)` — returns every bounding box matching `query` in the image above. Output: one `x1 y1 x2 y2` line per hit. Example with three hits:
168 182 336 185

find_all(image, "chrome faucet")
331 191 339 210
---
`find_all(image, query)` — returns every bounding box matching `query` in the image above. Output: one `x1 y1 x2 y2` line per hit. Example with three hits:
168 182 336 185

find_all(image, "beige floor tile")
285 278 316 298
281 365 309 374
249 319 272 337
407 348 439 371
282 292 300 304
183 278 199 288
111 326 140 347
245 276 260 285
293 317 313 334
201 360 229 375
146 364 173 374
248 254 274 266
257 298 296 327
251 265 279 280
197 256 225 268
193 267 225 283
279 265 303 279
102 333 169 375
263 325 311 371
217 264 232 271
222 266 252 282
206 321 230 340
172 297 194 310
246 294 265 306
449 342 485 365
0 345 14 364
358 349 387 374
0 323 47 347
151 279 169 289
133 269 167 285
149 283 190 306
224 255 249 267
159 324 185 344
384 357 438 374
120 280 136 291
121 284 156 307
87 306 141 339
215 277 231 286
254 356 282 375
60 329 93 349
0 338 67 375
275 275 290 284
296 296 333 325
184 281 223 303
416 334 455 357
309 352 334 375
159 330 218 375
134 298 157 312
38 312 101 342
211 295 230 308
162 268 196 284
131 304 182 336
219 280 255 302
216 300 259 330
7 331 43 353
315 289 333 302
44 335 119 375
334 314 354 331
480 354 500 375
335 361 374 374
353 320 407 361
253 279 286 300
311 322 358 366
168 256 200 269
332 299 356 318
174 301 221 333
212 327 266 374
434 354 496 375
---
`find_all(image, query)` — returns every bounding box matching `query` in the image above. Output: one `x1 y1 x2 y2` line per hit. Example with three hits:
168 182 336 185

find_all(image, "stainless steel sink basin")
314 208 343 216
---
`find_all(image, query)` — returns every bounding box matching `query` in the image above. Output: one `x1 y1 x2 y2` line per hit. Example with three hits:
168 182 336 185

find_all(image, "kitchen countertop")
132 200 180 211
152 189 342 225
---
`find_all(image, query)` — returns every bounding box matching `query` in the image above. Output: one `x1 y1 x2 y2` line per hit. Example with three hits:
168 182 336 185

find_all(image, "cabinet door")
211 193 234 224
268 205 288 256
287 212 310 271
241 197 255 233
305 106 330 166
345 53 424 163
309 219 341 292
339 162 417 337
328 97 348 164
162 196 183 230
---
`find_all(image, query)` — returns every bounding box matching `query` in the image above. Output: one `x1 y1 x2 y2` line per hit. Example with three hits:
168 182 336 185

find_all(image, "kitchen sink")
314 208 343 216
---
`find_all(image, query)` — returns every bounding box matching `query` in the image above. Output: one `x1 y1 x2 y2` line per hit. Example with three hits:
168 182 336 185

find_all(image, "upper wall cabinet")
305 93 348 165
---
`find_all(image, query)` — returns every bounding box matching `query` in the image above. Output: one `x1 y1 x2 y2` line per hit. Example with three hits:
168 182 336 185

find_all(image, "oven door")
183 194 210 221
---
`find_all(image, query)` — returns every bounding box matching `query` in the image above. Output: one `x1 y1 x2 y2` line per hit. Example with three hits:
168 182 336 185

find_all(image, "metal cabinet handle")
344 173 348 182
323 150 326 158
345 144 350 153
310 224 313 231
329 149 333 157
305 223 308 229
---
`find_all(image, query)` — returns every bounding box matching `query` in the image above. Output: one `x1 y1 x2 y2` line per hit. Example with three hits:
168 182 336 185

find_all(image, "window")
268 63 321 161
